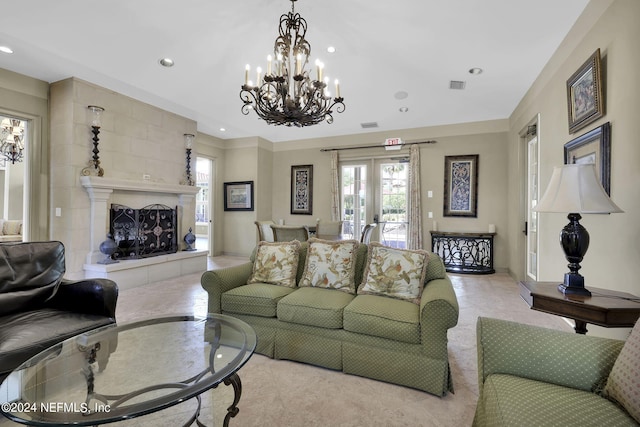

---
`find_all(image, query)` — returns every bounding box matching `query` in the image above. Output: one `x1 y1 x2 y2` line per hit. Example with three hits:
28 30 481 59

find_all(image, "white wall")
507 0 639 338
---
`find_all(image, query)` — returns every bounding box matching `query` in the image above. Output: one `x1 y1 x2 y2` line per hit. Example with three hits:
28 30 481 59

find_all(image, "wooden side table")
519 281 640 334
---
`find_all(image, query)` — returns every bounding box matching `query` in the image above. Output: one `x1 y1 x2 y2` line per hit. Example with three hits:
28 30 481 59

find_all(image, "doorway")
340 159 408 248
195 157 214 255
0 115 27 241
522 118 540 280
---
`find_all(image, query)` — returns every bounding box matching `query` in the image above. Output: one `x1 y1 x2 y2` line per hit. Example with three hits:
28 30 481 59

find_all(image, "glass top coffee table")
0 314 256 426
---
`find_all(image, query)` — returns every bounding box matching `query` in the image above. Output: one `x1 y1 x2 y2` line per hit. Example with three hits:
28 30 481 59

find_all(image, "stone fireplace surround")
81 176 205 290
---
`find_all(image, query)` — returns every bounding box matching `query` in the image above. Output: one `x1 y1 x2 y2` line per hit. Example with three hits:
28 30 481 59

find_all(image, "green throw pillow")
299 238 360 294
247 240 301 288
357 243 428 304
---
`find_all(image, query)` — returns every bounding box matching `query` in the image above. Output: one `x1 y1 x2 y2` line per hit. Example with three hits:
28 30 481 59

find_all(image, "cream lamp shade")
534 164 623 214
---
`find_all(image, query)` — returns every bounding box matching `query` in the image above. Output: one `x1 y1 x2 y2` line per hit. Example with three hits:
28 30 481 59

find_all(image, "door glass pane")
379 163 407 249
527 137 538 280
341 165 366 240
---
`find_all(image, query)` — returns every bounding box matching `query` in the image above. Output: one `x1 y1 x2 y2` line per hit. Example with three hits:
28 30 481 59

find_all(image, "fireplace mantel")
80 176 200 196
81 175 205 288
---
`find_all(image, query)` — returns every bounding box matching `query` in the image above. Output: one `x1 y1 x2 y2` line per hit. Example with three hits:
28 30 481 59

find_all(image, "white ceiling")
0 0 590 143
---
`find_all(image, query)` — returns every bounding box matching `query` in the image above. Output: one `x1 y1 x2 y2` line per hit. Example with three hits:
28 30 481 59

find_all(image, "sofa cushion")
480 374 637 426
357 243 428 304
299 238 360 294
277 287 355 329
247 240 301 288
604 320 640 423
343 294 420 344
221 283 296 318
2 220 22 236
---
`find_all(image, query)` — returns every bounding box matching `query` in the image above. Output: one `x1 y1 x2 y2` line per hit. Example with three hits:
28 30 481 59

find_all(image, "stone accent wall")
50 77 197 279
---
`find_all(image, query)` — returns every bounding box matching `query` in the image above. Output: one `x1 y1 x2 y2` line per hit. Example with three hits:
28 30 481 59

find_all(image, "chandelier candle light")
240 0 345 127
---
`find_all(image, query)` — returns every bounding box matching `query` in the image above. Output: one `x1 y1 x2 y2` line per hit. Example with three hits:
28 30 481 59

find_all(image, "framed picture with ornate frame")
443 154 479 217
223 181 254 211
566 48 604 134
291 164 313 215
564 121 611 195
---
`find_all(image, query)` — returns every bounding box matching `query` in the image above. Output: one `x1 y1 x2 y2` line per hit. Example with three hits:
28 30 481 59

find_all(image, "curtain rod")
319 140 437 152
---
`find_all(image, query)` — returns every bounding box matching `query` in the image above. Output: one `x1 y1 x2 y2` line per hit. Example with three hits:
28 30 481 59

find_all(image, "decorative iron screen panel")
110 204 177 259
431 231 495 274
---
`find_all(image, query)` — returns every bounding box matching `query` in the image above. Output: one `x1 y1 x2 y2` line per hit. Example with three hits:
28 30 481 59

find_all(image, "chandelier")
0 118 24 164
240 0 345 127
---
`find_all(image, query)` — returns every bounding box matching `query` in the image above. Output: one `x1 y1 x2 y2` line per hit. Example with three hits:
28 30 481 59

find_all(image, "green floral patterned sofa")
201 239 459 396
473 317 640 426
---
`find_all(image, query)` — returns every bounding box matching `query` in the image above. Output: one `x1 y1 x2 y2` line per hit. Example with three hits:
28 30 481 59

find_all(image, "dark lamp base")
558 273 591 296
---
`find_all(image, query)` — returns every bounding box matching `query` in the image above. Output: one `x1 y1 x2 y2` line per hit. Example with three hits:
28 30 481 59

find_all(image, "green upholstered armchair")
473 317 638 426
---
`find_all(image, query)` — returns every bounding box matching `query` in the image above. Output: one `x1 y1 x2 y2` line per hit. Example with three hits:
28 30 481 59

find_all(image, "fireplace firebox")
110 204 177 259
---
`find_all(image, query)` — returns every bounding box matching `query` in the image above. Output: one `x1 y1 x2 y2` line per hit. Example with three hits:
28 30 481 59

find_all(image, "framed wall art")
223 181 254 211
564 121 611 195
567 48 604 134
443 155 479 217
291 164 313 215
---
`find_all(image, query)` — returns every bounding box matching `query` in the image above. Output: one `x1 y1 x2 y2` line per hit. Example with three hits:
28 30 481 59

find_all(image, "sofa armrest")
46 278 118 319
201 262 254 314
419 276 459 357
476 317 624 394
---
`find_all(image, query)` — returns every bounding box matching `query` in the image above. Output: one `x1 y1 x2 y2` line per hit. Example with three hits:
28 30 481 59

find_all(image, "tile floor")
1 256 574 426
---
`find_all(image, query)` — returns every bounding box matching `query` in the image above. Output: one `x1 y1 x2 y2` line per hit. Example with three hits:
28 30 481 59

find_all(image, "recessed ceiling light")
468 67 483 75
0 46 14 54
399 107 409 113
327 46 336 53
159 58 174 67
219 128 226 132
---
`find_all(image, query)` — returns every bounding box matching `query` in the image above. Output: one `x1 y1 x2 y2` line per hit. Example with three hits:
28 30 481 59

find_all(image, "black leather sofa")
0 241 118 382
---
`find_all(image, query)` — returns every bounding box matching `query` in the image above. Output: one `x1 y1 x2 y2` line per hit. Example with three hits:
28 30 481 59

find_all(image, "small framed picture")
443 155 479 217
291 164 313 215
564 122 611 195
567 48 604 134
224 181 254 211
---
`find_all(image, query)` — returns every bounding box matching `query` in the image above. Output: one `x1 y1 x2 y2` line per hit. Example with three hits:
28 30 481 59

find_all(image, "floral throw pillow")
604 320 640 423
357 243 429 304
299 238 360 294
247 240 301 288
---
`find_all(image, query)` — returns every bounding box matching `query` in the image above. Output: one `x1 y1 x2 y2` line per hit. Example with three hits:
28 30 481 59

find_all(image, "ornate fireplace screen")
110 204 177 259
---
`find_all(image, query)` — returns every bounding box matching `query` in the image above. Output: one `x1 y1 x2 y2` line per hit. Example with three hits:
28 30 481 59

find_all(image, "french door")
525 126 539 280
340 159 408 247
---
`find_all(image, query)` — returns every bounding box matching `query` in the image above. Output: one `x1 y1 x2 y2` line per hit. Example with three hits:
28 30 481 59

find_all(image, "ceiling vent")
360 122 379 129
449 80 466 90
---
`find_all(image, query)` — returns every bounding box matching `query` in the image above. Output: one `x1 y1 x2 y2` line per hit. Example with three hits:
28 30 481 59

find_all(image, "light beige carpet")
0 263 572 427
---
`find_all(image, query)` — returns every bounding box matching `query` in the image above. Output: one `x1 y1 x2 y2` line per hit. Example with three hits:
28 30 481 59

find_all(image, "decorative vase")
98 233 119 264
184 227 196 251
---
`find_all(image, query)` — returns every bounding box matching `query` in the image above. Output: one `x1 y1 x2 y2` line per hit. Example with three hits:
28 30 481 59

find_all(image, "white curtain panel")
407 144 423 249
330 151 340 222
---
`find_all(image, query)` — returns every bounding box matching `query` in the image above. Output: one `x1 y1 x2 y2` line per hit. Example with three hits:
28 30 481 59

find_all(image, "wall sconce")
81 105 105 176
182 133 195 186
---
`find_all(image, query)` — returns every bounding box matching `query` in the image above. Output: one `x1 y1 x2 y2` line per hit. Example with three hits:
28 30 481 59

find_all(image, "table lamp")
534 163 623 296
